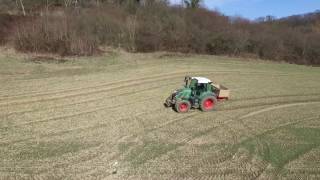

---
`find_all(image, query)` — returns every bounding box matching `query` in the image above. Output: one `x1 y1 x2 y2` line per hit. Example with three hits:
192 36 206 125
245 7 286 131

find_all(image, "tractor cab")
185 76 214 95
165 76 230 113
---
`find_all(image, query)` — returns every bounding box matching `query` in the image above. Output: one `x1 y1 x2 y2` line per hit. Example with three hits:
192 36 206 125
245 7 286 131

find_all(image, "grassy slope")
0 50 320 179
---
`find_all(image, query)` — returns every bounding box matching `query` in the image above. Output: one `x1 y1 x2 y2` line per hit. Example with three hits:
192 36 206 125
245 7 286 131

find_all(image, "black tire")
175 100 191 113
200 96 217 112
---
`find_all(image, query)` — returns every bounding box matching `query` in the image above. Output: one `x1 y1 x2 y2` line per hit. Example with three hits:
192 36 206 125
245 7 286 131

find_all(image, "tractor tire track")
0 74 184 107
0 70 289 102
195 116 320 180
10 111 200 177
240 101 320 119
0 70 213 100
107 99 320 152
231 93 320 102
0 69 230 108
0 73 173 99
0 80 179 118
0 97 152 130
18 91 317 125
119 99 320 149
7 102 316 178
0 105 149 146
0 98 174 145
0 107 178 176
190 102 320 147
239 116 320 180
179 131 279 180
146 113 198 132
37 143 121 178
0 59 159 84
129 101 320 176
2 69 259 115
219 99 320 112
2 80 317 178
2 109 197 172
134 99 320 142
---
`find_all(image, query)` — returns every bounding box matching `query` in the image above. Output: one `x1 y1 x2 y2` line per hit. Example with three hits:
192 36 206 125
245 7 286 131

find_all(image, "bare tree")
63 0 75 7
184 0 201 8
126 15 138 51
17 0 26 16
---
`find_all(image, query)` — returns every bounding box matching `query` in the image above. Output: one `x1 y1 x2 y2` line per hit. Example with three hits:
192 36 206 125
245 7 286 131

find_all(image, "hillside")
279 10 320 27
1 51 320 179
0 1 319 65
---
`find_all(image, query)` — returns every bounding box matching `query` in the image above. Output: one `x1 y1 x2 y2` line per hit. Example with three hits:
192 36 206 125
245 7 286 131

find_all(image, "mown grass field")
0 50 320 179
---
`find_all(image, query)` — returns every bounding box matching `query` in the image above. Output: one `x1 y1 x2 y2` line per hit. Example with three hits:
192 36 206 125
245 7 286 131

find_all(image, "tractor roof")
192 77 212 84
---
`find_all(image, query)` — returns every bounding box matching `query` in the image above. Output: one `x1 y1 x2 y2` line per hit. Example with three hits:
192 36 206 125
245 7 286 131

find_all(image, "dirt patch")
28 56 68 64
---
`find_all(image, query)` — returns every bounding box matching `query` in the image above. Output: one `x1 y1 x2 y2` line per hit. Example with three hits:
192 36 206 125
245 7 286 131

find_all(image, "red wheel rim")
204 99 214 110
179 103 188 112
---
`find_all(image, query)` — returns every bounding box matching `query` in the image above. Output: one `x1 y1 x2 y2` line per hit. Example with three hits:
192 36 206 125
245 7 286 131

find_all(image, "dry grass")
0 51 320 179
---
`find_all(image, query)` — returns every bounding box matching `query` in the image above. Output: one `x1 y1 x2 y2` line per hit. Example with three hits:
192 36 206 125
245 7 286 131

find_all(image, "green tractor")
164 76 230 113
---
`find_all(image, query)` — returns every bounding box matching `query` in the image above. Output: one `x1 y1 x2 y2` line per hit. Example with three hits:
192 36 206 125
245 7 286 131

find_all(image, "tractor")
164 76 230 113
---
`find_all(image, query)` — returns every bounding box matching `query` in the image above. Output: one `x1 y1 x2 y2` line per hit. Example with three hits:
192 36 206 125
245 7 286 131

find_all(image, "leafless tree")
17 0 26 16
184 0 201 8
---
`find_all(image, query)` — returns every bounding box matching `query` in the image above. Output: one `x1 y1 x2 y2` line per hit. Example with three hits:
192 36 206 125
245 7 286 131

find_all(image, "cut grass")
239 127 320 169
0 50 320 179
14 141 100 160
121 140 180 167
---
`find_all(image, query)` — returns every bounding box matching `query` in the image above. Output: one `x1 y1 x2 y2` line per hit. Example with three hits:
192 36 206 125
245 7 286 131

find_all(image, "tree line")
0 0 319 65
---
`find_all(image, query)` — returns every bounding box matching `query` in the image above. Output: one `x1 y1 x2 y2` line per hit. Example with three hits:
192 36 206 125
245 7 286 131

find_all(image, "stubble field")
0 50 320 179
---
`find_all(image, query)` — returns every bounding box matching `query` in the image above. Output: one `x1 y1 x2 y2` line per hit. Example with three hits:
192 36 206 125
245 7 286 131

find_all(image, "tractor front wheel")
175 100 191 113
200 96 217 112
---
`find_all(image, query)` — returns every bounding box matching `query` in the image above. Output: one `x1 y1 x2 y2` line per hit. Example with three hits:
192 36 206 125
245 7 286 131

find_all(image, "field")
0 50 320 179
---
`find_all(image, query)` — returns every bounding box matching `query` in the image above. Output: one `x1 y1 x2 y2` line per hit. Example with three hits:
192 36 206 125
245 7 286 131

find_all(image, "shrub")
2 1 319 65
14 14 98 56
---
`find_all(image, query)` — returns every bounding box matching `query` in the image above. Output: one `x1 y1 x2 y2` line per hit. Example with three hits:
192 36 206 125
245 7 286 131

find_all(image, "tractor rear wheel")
200 96 217 112
175 100 191 113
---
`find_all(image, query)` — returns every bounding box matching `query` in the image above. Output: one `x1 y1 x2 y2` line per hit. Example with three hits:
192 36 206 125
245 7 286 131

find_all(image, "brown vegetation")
0 0 319 65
